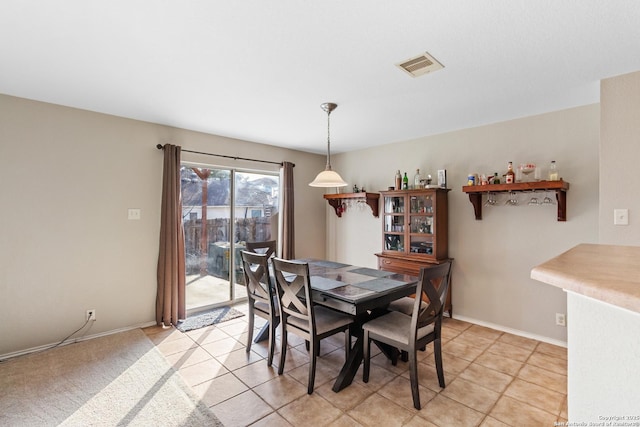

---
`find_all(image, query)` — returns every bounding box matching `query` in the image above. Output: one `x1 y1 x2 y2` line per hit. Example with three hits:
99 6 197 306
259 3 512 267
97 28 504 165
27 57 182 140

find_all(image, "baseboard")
452 314 567 348
0 321 158 362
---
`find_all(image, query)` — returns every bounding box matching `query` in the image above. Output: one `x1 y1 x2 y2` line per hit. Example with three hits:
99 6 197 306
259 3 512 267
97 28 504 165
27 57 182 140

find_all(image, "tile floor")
143 304 567 427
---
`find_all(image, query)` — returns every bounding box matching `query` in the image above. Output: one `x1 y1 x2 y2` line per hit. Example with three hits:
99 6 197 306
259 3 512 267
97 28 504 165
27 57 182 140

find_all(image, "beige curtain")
156 144 186 326
281 161 295 259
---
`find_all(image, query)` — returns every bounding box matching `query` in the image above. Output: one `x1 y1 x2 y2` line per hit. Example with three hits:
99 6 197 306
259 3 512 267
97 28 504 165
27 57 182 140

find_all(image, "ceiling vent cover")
396 52 444 77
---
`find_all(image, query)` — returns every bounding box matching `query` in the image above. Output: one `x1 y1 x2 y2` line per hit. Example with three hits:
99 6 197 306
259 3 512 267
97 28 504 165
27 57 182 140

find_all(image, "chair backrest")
246 240 277 259
411 262 452 332
241 250 276 311
272 257 314 331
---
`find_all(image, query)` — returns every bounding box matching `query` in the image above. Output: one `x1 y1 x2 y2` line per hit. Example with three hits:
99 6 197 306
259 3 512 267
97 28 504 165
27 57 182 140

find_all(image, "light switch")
614 209 628 225
128 208 141 220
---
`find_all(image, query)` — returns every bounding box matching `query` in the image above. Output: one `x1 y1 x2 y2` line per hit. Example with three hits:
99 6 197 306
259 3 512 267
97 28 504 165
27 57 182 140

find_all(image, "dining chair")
362 261 452 409
272 257 354 394
240 250 279 366
245 240 277 259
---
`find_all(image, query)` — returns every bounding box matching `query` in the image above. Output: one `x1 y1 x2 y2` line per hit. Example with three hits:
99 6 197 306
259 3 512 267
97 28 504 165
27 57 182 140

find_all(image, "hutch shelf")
462 179 570 221
375 188 452 316
323 192 380 217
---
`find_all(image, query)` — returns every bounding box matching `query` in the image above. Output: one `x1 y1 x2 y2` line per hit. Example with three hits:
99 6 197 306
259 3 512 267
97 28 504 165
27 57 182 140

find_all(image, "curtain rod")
156 144 294 167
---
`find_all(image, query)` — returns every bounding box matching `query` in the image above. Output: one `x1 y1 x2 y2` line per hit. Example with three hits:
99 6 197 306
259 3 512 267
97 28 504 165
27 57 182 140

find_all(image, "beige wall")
328 104 601 344
600 70 640 244
0 94 326 356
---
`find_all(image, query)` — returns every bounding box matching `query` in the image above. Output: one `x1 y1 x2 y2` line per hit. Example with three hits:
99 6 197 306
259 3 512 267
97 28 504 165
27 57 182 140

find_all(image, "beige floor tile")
480 416 511 427
497 333 538 351
443 339 486 361
458 363 514 393
504 378 564 415
535 342 567 360
409 362 447 393
201 335 245 357
348 393 414 427
178 357 228 386
489 395 557 426
474 352 523 376
486 341 534 362
422 350 471 376
370 351 411 375
315 378 372 411
404 415 439 427
442 317 473 332
147 302 572 427
191 372 248 406
215 346 265 371
253 374 308 409
377 375 437 411
517 364 567 394
451 332 496 351
467 324 504 341
250 411 293 427
526 351 567 376
327 414 365 427
234 359 280 388
278 394 343 426
184 324 230 344
155 335 198 356
286 360 338 392
213 389 273 427
353 361 398 391
442 377 501 413
417 394 484 426
163 345 214 369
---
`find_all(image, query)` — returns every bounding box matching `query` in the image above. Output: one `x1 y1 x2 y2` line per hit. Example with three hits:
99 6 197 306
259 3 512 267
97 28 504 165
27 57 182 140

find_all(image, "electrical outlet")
86 309 96 321
555 313 566 327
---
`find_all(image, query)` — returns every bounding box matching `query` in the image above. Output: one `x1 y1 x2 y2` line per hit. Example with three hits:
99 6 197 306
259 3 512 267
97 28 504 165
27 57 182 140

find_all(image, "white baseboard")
453 314 567 348
0 321 158 362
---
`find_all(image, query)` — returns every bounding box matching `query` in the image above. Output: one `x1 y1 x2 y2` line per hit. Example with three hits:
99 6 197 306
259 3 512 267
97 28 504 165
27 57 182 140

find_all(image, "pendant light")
309 102 348 187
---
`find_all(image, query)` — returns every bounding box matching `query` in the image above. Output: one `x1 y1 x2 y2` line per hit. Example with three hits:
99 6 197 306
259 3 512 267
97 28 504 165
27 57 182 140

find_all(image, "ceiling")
2 1 640 154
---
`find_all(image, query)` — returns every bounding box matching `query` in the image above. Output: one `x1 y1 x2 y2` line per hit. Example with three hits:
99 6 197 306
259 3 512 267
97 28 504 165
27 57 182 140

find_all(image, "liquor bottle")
402 172 409 189
493 172 500 184
548 160 559 181
414 169 422 189
395 170 402 190
505 161 515 184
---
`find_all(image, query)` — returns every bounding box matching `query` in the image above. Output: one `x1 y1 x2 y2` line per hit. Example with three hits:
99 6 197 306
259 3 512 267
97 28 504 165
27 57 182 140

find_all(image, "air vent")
396 52 444 77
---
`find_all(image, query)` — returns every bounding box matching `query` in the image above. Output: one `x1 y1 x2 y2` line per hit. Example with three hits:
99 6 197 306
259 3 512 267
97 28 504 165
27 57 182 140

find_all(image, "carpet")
0 329 223 427
176 306 244 332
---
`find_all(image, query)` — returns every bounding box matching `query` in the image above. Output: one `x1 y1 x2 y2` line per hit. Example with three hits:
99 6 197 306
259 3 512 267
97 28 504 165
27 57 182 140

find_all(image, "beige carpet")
0 329 223 426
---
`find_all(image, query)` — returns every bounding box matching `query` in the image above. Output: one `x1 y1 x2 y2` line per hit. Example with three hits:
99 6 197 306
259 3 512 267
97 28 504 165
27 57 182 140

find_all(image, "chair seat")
287 306 352 335
363 311 434 347
387 297 426 316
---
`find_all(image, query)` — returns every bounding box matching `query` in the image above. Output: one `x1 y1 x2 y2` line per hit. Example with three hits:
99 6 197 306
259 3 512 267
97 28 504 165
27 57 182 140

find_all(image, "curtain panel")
281 161 295 259
156 144 186 325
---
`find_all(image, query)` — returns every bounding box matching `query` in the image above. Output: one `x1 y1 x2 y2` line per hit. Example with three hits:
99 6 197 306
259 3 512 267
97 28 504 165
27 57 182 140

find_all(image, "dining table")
255 258 419 392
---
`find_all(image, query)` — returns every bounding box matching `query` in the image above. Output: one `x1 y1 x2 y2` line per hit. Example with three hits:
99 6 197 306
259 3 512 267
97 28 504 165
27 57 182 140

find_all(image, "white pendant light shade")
309 102 348 188
309 168 348 187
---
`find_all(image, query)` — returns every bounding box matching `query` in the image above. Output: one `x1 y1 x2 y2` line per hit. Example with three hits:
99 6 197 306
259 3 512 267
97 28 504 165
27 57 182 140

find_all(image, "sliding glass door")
181 165 279 314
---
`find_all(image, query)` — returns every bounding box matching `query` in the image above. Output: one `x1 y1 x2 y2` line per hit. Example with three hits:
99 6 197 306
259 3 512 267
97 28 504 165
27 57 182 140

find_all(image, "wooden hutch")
375 188 452 316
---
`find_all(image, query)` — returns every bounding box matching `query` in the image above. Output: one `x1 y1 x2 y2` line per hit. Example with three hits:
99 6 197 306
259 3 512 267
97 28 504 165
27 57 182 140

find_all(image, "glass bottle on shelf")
395 170 402 190
402 172 409 189
414 169 422 189
493 172 500 184
548 160 559 181
505 161 515 184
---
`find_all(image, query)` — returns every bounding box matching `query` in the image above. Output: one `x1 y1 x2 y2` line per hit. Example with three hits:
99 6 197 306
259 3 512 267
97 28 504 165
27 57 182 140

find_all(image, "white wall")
0 94 326 356
328 104 600 343
600 70 640 244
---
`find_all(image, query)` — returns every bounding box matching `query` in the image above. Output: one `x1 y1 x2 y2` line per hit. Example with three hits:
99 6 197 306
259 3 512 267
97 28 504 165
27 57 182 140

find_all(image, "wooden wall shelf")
323 192 380 217
462 180 570 221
